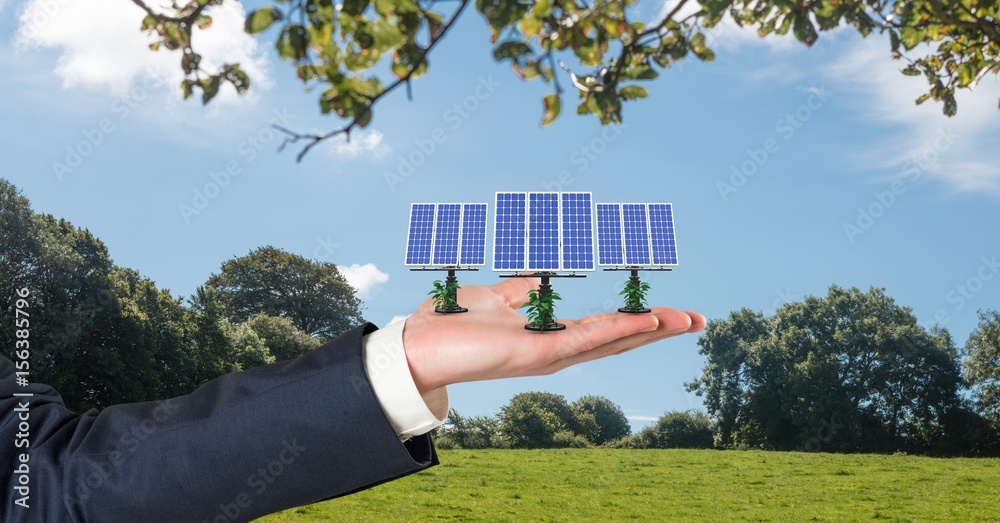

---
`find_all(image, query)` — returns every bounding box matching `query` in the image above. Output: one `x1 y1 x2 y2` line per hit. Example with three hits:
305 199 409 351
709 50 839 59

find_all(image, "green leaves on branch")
140 1 247 104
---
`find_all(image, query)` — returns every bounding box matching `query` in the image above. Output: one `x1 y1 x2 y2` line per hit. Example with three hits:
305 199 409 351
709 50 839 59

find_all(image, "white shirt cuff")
361 316 448 440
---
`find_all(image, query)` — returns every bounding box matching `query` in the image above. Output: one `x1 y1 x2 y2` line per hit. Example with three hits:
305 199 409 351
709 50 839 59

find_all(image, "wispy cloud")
626 415 659 422
338 263 390 298
324 129 391 161
826 40 1000 195
13 0 270 107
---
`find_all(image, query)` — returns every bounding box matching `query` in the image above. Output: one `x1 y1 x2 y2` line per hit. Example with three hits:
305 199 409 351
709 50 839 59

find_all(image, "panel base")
525 322 566 331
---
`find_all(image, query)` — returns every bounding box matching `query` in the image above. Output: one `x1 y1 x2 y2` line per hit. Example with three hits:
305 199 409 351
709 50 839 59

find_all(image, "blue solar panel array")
596 204 624 266
493 192 595 272
596 203 678 267
405 204 435 265
460 204 488 265
527 193 560 270
561 192 594 271
405 203 488 267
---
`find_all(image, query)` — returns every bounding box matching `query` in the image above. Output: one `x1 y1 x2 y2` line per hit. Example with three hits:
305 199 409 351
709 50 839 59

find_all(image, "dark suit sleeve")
1 323 437 522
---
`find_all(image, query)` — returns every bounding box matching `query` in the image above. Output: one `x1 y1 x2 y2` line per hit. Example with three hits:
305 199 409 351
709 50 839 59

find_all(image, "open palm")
401 277 706 396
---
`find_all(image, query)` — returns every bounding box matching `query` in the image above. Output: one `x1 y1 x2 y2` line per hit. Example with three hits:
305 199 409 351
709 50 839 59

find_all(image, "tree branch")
276 0 471 162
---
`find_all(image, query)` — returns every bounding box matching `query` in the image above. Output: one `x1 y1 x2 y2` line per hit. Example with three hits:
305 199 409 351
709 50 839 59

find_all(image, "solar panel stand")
603 266 672 314
619 269 652 314
410 266 478 314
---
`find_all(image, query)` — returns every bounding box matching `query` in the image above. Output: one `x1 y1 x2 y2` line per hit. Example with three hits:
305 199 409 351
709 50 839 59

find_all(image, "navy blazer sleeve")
1 323 438 522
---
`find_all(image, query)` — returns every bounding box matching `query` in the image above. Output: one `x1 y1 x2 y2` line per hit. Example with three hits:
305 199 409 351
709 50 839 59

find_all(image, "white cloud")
338 263 389 298
13 0 270 106
387 315 410 326
626 415 659 422
826 40 1000 195
651 0 803 52
323 129 391 161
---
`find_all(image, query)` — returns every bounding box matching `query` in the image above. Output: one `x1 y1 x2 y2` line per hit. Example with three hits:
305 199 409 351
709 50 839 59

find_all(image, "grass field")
256 449 1000 522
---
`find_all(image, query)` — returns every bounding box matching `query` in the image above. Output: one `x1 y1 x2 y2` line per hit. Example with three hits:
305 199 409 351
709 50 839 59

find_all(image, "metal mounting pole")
435 268 468 313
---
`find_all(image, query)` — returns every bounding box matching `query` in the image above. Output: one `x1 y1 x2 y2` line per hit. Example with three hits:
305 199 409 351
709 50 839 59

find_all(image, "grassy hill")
257 449 999 522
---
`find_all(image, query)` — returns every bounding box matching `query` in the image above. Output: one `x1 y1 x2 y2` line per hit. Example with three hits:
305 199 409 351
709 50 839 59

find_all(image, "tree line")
0 179 362 411
3 178 999 455
438 289 1000 456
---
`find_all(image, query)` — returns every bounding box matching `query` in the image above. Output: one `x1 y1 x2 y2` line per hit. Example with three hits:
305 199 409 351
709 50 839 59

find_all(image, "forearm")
1 323 437 522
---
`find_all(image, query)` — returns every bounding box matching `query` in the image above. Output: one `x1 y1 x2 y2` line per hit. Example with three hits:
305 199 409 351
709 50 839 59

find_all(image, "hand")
402 277 706 396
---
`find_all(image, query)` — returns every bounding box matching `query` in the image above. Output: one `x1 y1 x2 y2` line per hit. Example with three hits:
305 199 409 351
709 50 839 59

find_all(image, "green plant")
620 279 651 311
428 279 460 310
523 289 561 329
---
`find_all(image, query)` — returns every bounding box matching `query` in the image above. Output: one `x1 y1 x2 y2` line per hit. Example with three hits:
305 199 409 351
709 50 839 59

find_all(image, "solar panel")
494 192 527 271
527 193 560 270
460 203 488 265
648 203 678 266
432 204 462 265
493 191 595 272
405 203 435 265
561 192 594 270
405 203 488 267
622 204 651 265
596 202 678 267
596 203 624 266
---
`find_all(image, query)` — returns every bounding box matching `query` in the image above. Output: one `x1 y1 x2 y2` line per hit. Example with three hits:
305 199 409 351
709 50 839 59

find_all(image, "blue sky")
2 0 999 429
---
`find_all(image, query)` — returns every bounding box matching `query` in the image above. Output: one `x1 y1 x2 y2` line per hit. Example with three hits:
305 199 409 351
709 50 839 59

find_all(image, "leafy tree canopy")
965 309 1000 423
132 0 1000 159
687 285 966 454
206 246 364 341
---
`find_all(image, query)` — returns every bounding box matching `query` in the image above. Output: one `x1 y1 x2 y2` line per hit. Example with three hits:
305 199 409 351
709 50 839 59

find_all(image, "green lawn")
256 449 999 522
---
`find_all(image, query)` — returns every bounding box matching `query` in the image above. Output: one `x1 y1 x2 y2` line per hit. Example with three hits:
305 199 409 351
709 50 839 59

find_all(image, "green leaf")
792 13 818 47
618 85 648 101
181 80 194 100
245 8 283 34
541 93 561 126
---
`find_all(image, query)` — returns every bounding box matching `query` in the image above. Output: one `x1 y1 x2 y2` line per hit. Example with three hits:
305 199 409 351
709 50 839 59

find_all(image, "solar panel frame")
527 192 561 271
432 203 462 266
596 203 625 266
560 192 595 271
622 204 652 266
404 203 436 266
493 192 528 271
595 202 679 268
647 203 678 266
459 203 488 266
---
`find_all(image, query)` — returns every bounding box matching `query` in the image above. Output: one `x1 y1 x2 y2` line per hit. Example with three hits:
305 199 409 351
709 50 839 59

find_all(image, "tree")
499 393 566 448
965 310 1000 424
132 0 1000 160
635 410 714 449
206 246 364 341
442 408 505 448
243 313 322 362
687 286 967 454
571 395 631 445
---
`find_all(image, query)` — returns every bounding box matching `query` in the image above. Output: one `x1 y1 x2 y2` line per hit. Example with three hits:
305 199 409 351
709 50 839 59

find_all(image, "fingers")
684 310 707 333
553 312 660 360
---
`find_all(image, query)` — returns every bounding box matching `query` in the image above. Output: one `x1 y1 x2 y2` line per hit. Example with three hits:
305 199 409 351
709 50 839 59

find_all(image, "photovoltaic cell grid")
432 204 461 265
527 193 560 270
648 203 678 265
460 204 488 265
623 204 651 265
596 203 678 267
561 193 594 271
405 203 488 267
493 193 527 270
493 192 595 272
596 204 624 266
405 204 435 265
